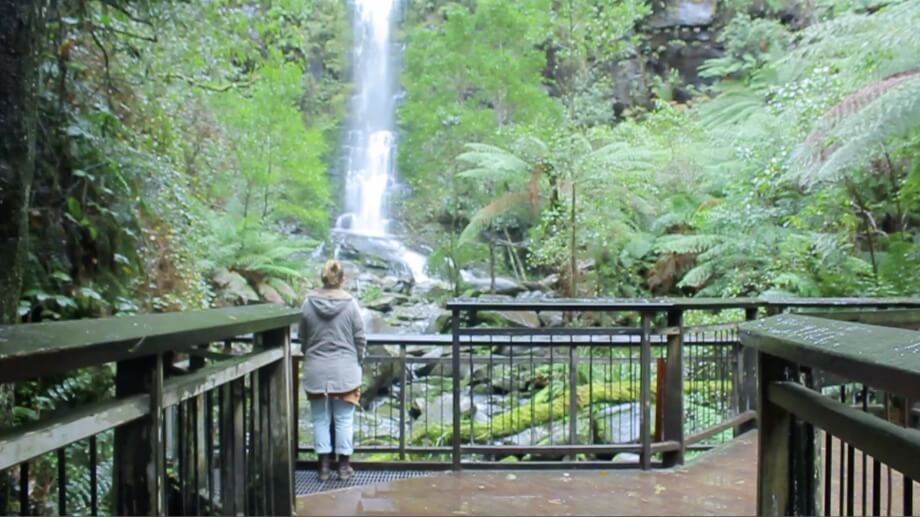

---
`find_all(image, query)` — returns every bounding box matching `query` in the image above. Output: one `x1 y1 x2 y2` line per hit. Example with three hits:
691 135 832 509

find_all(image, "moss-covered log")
411 383 639 443
410 380 733 444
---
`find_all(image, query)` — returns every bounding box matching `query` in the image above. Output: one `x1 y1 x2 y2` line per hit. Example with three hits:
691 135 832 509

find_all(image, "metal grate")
295 469 431 496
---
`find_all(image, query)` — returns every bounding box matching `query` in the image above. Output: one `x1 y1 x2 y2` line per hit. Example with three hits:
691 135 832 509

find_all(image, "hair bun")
321 259 344 288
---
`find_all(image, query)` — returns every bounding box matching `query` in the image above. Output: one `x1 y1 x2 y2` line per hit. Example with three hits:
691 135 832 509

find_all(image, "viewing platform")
1 297 919 516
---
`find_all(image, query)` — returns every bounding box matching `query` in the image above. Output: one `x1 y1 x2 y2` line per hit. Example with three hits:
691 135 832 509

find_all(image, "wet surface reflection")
297 434 757 516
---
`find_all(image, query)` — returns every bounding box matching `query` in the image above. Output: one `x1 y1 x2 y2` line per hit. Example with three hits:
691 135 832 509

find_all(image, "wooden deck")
296 433 758 516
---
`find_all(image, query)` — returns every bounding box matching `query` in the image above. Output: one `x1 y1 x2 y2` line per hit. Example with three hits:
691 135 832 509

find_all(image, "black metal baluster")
488 335 493 446
19 462 29 516
90 435 98 516
506 339 521 446
469 339 474 446
847 436 855 513
57 447 66 517
825 429 833 516
628 329 634 442
862 385 869 516
589 342 594 448
904 396 914 516
569 335 577 451
399 343 407 461
530 332 535 447
872 454 881 516
549 342 554 446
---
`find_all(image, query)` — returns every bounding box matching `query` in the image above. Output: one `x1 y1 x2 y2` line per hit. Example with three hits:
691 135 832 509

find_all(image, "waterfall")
334 0 429 283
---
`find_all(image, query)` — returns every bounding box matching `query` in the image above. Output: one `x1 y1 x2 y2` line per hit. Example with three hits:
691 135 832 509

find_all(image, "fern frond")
654 234 723 255
791 70 920 184
457 143 530 176
677 263 713 289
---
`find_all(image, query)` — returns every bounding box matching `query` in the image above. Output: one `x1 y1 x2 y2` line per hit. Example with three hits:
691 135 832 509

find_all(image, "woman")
300 259 366 481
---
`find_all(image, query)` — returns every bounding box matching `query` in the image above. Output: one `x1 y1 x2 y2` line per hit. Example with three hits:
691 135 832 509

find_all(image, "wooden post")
250 370 264 516
181 400 197 515
291 355 301 458
737 307 759 435
194 394 208 515
256 369 274 516
220 379 245 516
639 311 652 470
662 309 684 466
757 352 800 516
189 348 207 515
114 355 164 516
451 309 462 471
262 328 294 516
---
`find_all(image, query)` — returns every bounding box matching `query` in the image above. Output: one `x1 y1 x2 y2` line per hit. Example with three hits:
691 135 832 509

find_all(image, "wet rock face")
645 0 724 88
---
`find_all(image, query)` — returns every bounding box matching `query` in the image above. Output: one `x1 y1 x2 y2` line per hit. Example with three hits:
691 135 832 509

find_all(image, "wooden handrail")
769 381 920 480
741 312 920 516
740 313 920 400
0 304 299 382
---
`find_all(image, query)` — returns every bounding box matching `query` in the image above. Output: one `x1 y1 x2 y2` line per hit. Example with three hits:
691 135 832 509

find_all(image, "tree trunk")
0 1 42 512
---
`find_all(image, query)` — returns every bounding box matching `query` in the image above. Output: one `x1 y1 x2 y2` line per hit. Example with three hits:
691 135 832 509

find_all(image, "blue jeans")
310 398 356 455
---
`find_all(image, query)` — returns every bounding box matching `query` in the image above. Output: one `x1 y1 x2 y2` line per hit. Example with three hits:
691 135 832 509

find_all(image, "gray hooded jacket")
299 289 366 395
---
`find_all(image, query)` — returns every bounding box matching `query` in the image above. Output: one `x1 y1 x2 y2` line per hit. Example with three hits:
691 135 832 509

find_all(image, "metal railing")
294 297 920 471
741 309 920 516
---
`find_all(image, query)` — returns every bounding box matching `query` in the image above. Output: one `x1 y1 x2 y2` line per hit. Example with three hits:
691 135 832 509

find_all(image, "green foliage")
699 14 791 79
199 216 317 306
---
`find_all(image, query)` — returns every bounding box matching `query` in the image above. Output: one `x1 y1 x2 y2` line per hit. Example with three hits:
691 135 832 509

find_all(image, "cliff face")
603 0 805 112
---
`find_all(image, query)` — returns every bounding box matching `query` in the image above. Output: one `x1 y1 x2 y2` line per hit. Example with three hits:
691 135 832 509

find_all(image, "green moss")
411 382 639 443
409 380 733 445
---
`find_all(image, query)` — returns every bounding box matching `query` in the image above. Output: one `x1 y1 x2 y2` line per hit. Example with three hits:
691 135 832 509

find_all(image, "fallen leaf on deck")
654 484 666 495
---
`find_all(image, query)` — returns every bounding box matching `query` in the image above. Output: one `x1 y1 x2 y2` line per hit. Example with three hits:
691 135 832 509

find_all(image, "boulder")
392 302 440 322
360 345 400 408
409 346 443 378
381 275 413 294
612 452 640 464
361 309 394 333
418 393 475 426
461 270 526 296
364 293 407 312
428 309 453 333
470 363 529 394
538 311 565 328
591 402 656 444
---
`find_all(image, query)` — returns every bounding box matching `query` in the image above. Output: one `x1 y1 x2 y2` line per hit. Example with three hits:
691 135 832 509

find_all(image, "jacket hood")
307 290 353 320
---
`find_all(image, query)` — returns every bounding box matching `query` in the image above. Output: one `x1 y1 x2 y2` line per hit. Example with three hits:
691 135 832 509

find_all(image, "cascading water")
334 0 429 283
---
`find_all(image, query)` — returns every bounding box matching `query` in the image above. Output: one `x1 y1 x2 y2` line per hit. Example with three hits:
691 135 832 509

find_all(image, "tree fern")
654 234 723 255
677 263 713 289
791 69 920 185
456 142 534 188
